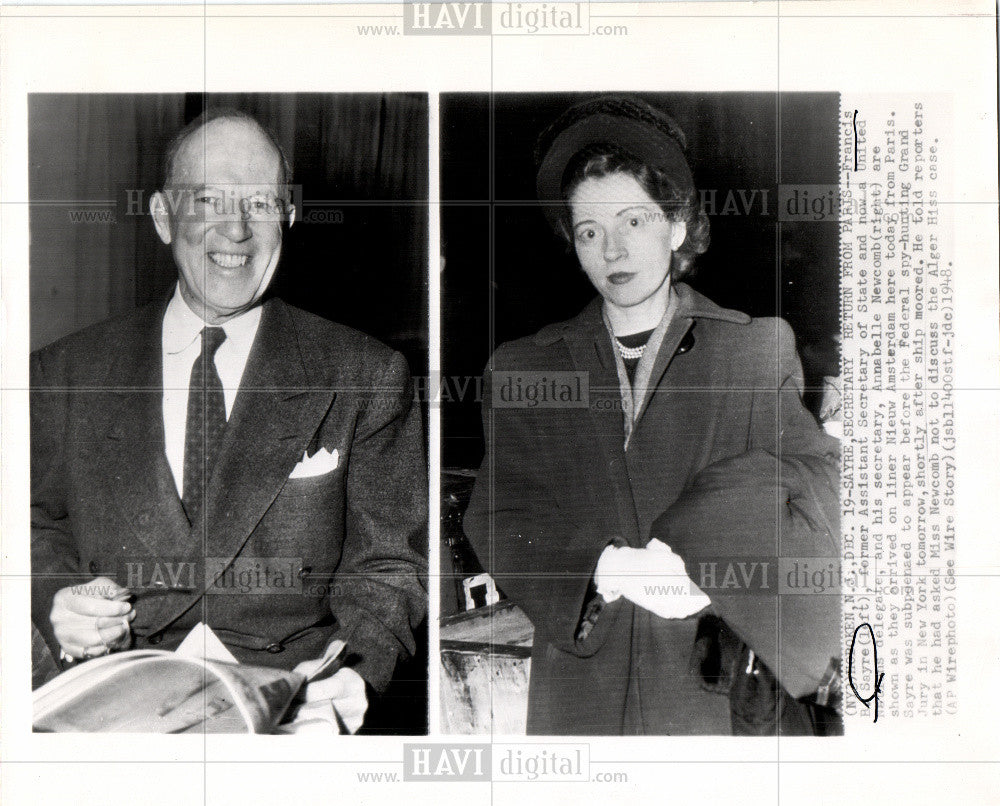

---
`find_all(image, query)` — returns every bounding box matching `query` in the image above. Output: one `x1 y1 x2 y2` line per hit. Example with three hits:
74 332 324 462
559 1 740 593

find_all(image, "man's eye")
246 196 277 216
195 196 215 205
576 228 597 242
627 217 641 228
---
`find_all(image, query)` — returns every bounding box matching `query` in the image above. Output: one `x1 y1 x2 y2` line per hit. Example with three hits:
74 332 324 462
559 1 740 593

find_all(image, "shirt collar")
162 284 263 355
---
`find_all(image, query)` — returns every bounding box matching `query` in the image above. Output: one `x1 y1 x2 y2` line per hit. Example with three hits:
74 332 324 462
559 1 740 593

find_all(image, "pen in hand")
110 586 196 603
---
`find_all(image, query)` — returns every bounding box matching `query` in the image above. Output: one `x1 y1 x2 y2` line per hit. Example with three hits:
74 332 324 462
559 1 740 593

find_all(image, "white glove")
595 538 711 620
288 664 368 734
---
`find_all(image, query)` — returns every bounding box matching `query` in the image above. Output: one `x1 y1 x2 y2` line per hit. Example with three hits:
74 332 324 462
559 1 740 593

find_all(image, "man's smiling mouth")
208 252 250 268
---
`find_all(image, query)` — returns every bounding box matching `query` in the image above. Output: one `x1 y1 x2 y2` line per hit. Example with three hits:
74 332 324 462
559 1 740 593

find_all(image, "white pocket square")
289 447 339 479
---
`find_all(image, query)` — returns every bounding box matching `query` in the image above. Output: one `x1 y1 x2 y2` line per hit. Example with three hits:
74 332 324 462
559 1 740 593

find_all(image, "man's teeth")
209 253 249 268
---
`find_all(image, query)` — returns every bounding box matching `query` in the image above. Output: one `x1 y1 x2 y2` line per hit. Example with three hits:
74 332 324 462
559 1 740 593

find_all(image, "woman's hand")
595 540 711 620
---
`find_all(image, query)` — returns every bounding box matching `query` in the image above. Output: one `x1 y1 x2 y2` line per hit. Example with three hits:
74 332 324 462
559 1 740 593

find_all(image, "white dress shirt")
161 286 262 499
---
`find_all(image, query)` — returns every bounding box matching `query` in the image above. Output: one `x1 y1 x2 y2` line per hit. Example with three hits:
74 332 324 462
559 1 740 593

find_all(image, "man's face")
151 118 291 325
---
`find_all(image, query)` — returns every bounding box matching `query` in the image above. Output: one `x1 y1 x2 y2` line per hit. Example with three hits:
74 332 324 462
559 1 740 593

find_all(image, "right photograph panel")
439 92 842 736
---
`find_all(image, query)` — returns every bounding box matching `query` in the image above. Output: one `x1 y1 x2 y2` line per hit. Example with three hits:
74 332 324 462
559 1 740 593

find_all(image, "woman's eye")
628 217 641 228
576 228 597 242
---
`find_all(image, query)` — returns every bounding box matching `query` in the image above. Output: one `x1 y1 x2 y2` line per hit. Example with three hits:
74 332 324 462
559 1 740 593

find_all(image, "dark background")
29 93 429 734
29 92 428 379
441 92 841 471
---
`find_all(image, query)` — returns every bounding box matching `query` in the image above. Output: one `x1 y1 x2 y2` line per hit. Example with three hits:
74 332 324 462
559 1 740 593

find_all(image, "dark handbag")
689 614 842 736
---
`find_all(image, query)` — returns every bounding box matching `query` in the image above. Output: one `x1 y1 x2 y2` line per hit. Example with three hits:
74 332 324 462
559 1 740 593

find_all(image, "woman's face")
569 172 686 312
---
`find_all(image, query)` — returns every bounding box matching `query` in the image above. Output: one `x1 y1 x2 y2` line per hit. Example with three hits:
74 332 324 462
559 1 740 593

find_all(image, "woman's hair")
535 96 711 280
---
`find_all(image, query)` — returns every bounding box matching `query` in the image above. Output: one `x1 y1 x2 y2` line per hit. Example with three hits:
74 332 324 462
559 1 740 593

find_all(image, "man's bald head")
162 108 292 191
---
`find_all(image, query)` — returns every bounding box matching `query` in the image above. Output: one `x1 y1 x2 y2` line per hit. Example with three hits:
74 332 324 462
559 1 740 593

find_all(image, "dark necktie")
182 326 227 525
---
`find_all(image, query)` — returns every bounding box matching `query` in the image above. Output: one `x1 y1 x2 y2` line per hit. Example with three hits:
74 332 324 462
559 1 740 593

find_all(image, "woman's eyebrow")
614 204 656 217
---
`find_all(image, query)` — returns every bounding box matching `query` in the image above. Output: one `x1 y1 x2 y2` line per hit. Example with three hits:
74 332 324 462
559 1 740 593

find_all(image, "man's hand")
291 662 368 734
595 539 712 620
50 577 135 660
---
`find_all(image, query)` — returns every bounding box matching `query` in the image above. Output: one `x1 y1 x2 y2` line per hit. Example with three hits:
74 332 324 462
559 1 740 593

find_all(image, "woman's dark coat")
463 283 840 735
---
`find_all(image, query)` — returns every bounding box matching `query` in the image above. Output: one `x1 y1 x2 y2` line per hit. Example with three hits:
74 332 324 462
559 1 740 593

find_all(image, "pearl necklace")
615 339 646 361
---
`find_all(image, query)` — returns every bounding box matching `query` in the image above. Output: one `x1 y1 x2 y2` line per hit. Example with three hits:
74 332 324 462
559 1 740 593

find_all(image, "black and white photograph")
440 92 843 735
27 93 429 734
0 1 997 803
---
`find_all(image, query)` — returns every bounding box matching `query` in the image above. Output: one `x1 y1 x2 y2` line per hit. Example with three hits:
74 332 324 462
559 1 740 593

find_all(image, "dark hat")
534 96 695 234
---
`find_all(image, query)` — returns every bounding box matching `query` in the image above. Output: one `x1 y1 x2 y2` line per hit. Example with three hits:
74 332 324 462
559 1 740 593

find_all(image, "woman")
463 97 841 735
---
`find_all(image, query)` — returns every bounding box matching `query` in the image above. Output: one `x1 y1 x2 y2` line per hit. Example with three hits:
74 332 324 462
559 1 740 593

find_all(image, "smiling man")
30 109 427 733
154 113 290 325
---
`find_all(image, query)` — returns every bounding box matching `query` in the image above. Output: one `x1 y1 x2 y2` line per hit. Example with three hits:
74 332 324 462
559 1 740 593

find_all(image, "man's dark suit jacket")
31 295 427 691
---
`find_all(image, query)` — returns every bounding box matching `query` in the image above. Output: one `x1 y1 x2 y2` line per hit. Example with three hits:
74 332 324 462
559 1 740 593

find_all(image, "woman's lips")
607 272 636 285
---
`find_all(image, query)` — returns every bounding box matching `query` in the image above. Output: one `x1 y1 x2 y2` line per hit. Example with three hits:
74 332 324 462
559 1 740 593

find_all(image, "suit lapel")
562 302 642 547
100 301 192 560
203 298 337 558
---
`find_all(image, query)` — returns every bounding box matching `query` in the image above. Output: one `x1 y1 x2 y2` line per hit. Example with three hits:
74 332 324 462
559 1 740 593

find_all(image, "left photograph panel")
28 93 429 734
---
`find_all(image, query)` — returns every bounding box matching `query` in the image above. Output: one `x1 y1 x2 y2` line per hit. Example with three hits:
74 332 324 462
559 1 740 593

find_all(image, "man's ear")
150 191 173 245
670 220 687 252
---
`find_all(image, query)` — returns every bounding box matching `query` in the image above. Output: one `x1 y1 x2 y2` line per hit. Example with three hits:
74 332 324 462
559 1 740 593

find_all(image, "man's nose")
217 211 252 243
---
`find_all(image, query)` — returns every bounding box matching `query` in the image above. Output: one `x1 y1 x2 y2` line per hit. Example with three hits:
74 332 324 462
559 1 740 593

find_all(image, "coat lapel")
632 315 695 428
561 300 642 547
633 283 743 427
